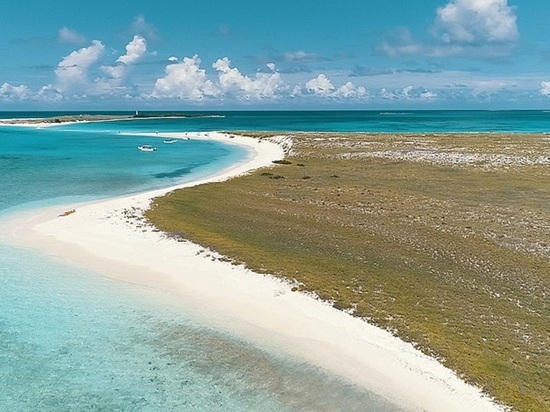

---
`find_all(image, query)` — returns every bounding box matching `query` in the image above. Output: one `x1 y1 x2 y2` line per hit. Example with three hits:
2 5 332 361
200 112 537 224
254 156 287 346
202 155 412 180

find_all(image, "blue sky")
1 0 550 110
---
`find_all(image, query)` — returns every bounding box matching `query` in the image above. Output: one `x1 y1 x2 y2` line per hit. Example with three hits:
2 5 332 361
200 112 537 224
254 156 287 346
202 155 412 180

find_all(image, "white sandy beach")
2 131 506 412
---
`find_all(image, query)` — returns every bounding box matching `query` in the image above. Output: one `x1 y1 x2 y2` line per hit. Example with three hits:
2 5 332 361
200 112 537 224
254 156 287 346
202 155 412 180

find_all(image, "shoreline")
1 131 505 411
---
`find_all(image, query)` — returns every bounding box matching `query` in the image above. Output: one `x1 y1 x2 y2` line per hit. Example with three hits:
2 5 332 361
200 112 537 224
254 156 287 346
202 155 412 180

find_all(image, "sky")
1 0 550 110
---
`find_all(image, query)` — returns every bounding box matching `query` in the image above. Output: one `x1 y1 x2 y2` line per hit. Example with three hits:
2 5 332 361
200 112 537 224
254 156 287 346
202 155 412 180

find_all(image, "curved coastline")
2 131 505 412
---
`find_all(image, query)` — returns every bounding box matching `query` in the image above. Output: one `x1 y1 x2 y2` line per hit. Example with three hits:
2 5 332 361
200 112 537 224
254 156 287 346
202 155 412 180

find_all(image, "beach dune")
3 132 505 412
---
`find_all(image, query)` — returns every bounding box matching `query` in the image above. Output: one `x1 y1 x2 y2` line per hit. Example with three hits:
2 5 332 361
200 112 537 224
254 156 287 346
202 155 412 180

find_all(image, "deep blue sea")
0 110 547 411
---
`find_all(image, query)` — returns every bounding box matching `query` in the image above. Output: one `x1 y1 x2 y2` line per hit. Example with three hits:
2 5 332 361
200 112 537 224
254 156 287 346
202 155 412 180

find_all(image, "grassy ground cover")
146 133 549 411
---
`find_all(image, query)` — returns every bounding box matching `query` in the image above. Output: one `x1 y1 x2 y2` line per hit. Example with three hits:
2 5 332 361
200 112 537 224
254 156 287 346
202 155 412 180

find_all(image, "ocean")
1 110 547 411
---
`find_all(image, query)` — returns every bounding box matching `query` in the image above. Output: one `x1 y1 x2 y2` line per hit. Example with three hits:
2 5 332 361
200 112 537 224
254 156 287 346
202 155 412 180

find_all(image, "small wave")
379 112 413 116
169 114 226 119
173 114 225 119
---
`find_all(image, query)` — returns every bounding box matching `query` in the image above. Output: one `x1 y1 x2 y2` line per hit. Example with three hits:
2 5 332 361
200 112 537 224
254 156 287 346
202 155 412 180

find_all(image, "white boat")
163 138 178 144
138 145 158 152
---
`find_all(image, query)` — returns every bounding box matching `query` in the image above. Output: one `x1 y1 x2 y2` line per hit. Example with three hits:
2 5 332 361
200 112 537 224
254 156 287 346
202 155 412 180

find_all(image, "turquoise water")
3 109 550 133
178 109 550 132
1 244 396 411
0 115 403 411
0 123 243 213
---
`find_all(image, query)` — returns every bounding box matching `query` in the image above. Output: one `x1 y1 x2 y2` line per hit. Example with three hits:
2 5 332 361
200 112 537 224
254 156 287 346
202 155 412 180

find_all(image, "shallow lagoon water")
0 243 401 411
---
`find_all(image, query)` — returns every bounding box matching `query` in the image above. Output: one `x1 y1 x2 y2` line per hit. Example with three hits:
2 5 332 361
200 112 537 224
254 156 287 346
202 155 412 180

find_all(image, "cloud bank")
2 32 374 106
2 3 548 108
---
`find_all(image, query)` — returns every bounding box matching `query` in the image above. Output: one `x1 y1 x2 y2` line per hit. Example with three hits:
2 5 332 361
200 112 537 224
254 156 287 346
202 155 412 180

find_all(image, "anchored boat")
138 145 158 152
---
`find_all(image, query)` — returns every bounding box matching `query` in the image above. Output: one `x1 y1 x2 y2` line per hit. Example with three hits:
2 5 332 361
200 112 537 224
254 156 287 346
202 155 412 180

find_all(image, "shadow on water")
153 166 194 179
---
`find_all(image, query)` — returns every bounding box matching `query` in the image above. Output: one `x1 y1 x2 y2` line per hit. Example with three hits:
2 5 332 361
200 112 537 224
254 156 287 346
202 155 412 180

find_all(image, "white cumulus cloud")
117 35 147 65
0 83 31 100
435 0 519 44
55 40 104 88
213 58 283 99
152 55 219 100
0 82 64 102
305 74 334 96
102 35 148 82
305 75 367 99
335 82 367 98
